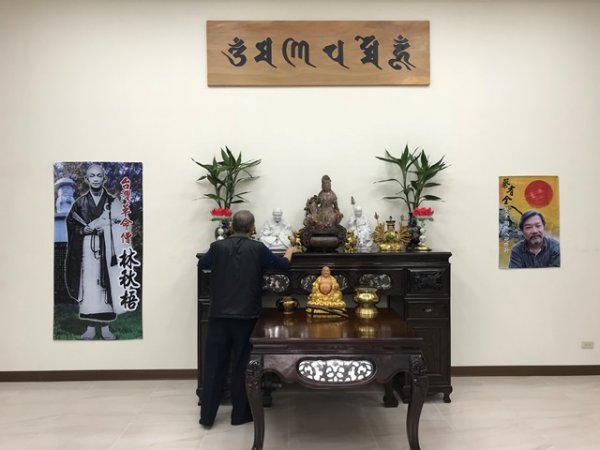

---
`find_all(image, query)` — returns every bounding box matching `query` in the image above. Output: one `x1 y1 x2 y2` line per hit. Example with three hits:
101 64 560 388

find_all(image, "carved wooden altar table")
246 308 428 450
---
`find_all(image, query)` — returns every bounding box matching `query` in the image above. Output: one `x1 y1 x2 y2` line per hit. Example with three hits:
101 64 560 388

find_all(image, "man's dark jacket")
198 234 291 318
508 236 560 268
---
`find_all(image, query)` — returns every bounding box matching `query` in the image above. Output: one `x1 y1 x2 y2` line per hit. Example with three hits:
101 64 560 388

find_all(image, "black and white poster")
53 162 143 340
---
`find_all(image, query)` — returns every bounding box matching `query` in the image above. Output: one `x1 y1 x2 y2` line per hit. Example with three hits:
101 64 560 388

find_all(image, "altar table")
198 250 452 403
245 308 428 450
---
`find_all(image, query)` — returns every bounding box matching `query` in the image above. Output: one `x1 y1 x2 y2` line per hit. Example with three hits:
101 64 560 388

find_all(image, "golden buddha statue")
306 266 347 317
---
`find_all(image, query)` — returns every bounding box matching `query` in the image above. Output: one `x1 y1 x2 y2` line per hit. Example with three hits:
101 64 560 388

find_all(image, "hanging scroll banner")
207 21 430 86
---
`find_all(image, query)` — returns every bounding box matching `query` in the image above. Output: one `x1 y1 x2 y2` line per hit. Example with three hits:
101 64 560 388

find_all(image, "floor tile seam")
361 401 384 450
526 412 600 426
444 416 526 433
429 403 454 429
107 416 138 450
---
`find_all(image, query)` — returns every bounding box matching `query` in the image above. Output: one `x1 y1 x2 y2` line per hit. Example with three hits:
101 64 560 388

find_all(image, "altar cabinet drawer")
406 301 448 319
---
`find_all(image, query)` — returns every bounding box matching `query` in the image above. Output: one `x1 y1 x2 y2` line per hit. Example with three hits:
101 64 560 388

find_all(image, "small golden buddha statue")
306 266 347 317
344 230 357 253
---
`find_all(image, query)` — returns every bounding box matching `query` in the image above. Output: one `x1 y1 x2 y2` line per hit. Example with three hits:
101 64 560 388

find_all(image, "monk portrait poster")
498 176 560 269
53 162 143 340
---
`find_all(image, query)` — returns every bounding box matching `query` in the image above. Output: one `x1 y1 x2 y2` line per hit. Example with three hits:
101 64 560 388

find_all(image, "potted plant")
376 144 448 212
193 146 261 237
375 144 448 245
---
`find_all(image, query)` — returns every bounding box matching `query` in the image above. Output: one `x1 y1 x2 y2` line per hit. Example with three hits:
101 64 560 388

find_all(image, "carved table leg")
443 387 453 403
262 373 281 407
246 357 264 450
383 381 399 407
406 354 428 450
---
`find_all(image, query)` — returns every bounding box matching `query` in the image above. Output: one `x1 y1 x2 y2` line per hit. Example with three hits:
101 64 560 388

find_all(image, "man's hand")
83 226 103 235
283 245 300 261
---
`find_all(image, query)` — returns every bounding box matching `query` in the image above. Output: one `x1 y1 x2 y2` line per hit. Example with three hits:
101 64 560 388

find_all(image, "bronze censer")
353 287 380 319
276 296 299 314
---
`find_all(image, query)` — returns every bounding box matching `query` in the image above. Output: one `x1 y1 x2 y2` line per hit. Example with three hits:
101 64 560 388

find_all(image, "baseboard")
0 369 197 382
2 366 599 382
452 366 600 376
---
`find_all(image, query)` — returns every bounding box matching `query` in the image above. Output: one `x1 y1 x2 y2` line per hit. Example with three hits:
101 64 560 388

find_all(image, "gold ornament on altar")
306 266 348 318
288 230 303 252
373 214 411 252
354 287 380 319
276 296 299 314
344 230 357 253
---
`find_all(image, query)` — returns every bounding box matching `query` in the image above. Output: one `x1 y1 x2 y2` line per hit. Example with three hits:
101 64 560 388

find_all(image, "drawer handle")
423 307 433 313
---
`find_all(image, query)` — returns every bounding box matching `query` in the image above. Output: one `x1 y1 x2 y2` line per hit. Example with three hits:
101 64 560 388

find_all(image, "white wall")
1 0 599 371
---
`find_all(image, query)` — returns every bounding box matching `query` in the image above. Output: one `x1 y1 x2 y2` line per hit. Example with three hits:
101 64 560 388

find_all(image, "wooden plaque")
207 21 430 86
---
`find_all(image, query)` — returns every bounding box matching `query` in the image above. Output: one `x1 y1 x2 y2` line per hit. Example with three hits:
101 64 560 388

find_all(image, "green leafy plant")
375 144 449 212
193 146 261 209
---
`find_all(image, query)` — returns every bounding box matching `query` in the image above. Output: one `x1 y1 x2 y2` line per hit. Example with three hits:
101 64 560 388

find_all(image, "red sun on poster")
524 179 553 208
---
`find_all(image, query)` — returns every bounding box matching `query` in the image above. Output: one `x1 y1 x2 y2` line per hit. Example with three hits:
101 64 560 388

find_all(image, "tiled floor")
1 376 599 449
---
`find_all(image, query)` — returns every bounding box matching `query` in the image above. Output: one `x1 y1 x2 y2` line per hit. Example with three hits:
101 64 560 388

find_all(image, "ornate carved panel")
263 274 290 293
336 274 349 291
298 359 374 383
358 273 392 290
409 270 443 292
300 275 317 292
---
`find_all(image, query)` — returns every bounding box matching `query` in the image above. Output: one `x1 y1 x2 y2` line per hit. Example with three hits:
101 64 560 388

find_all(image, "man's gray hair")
232 210 255 234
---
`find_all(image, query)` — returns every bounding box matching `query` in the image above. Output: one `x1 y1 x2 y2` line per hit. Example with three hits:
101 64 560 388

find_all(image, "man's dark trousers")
200 317 257 426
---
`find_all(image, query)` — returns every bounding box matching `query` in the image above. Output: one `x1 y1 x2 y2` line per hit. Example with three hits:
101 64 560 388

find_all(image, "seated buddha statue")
303 175 343 229
299 175 347 251
306 266 347 317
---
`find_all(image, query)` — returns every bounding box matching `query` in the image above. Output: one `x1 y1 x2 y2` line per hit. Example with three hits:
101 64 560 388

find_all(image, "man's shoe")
231 416 253 426
199 419 213 430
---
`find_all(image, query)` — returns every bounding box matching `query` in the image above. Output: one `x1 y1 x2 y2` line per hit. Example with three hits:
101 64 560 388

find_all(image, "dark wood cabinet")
196 250 452 402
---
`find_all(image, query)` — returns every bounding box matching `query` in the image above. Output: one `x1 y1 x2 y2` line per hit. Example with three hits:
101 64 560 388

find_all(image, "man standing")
509 210 560 268
65 164 123 340
198 210 298 428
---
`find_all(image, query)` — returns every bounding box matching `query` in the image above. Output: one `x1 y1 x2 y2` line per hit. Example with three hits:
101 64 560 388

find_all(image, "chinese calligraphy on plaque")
207 21 430 86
